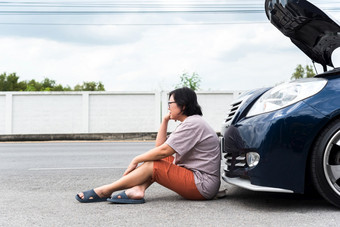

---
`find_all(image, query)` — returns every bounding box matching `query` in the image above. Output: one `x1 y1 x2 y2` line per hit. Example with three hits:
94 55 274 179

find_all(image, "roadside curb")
0 133 158 142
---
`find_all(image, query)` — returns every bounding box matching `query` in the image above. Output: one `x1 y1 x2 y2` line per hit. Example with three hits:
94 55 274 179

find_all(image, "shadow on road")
218 185 338 211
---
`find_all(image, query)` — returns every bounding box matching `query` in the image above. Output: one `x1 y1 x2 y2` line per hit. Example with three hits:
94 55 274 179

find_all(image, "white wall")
88 92 159 133
0 95 5 134
0 91 239 135
12 94 83 134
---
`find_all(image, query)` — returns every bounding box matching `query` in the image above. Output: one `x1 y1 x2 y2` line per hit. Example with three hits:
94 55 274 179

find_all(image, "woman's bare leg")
78 161 154 199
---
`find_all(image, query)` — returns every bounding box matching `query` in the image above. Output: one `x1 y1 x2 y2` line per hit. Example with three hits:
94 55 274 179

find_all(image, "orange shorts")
152 156 205 200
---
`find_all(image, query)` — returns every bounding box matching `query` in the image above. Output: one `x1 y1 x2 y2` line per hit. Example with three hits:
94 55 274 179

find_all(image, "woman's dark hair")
169 87 202 116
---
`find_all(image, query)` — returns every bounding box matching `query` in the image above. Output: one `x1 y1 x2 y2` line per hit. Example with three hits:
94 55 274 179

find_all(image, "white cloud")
0 0 337 92
0 21 312 92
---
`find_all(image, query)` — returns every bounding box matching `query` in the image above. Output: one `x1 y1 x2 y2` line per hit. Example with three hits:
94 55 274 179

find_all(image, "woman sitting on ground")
76 87 221 203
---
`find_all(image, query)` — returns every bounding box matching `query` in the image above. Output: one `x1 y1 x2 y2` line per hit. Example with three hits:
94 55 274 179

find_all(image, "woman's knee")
140 161 154 172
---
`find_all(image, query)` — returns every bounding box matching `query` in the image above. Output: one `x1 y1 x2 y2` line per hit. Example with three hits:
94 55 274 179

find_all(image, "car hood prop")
265 0 340 72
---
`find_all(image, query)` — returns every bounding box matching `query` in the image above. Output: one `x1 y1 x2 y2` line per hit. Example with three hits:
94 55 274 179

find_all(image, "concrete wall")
0 91 241 135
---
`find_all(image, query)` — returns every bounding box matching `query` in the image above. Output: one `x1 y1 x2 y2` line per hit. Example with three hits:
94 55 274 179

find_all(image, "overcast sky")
1 0 340 91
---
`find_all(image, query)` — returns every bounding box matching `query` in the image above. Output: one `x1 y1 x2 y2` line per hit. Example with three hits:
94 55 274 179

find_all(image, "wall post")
5 93 13 134
82 92 89 133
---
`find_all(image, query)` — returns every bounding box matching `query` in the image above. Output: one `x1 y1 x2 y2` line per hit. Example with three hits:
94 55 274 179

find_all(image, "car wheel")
311 119 340 208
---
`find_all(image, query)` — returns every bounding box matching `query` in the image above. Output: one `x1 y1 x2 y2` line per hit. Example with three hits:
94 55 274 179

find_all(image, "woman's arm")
155 113 171 147
123 143 175 176
123 113 173 176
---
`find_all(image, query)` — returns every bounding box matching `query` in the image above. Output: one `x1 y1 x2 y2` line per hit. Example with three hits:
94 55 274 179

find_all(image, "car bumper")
222 175 293 193
220 100 327 193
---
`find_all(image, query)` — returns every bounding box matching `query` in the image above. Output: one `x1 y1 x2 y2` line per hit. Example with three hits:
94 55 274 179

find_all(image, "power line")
0 21 267 26
0 10 264 15
0 3 339 15
0 1 339 26
0 1 339 13
0 1 265 14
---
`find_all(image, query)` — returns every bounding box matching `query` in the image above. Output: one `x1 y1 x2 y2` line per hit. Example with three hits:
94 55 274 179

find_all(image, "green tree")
41 78 56 91
26 79 42 91
305 65 316 78
0 72 26 91
176 72 201 91
40 78 69 91
291 64 304 80
291 64 315 80
0 72 106 91
74 81 105 91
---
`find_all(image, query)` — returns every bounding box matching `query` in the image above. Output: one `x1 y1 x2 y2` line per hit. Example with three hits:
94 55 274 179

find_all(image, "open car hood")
265 0 340 71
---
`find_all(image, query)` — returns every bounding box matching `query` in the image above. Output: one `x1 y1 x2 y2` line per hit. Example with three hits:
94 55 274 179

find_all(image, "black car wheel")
311 119 340 208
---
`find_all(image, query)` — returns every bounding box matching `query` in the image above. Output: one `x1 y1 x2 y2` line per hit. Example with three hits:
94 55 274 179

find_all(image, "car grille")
225 153 246 168
225 101 242 123
223 151 248 178
221 96 250 178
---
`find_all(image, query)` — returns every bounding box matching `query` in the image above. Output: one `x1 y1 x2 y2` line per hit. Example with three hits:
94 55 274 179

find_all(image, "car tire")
311 119 340 208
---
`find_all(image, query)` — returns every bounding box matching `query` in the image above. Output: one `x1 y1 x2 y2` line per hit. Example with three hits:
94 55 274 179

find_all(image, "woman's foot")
77 186 112 200
107 191 145 204
75 189 109 203
125 185 145 200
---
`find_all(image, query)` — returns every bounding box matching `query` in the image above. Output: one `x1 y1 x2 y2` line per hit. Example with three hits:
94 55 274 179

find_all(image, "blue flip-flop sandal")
107 191 145 204
75 189 109 203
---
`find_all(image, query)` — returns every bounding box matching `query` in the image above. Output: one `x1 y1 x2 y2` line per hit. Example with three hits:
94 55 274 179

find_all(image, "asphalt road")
0 141 339 227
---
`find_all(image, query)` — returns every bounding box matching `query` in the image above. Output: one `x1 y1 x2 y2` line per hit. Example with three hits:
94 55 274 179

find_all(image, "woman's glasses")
168 101 176 107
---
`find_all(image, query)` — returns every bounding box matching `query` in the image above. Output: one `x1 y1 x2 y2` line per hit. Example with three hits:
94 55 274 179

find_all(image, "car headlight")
246 78 327 117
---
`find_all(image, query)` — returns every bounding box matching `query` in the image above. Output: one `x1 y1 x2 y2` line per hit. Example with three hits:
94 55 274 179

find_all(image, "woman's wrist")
163 116 170 124
163 113 171 122
133 155 141 164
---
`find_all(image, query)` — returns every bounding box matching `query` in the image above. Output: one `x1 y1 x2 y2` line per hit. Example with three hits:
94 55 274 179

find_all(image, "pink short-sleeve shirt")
165 115 221 199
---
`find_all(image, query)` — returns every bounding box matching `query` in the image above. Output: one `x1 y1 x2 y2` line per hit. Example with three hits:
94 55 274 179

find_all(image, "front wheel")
311 119 340 208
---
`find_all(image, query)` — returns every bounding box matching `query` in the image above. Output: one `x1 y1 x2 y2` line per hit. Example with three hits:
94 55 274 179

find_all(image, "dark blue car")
221 0 340 208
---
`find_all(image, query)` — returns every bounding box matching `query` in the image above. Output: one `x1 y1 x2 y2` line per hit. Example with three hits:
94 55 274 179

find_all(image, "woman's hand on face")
163 112 171 122
123 160 138 176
